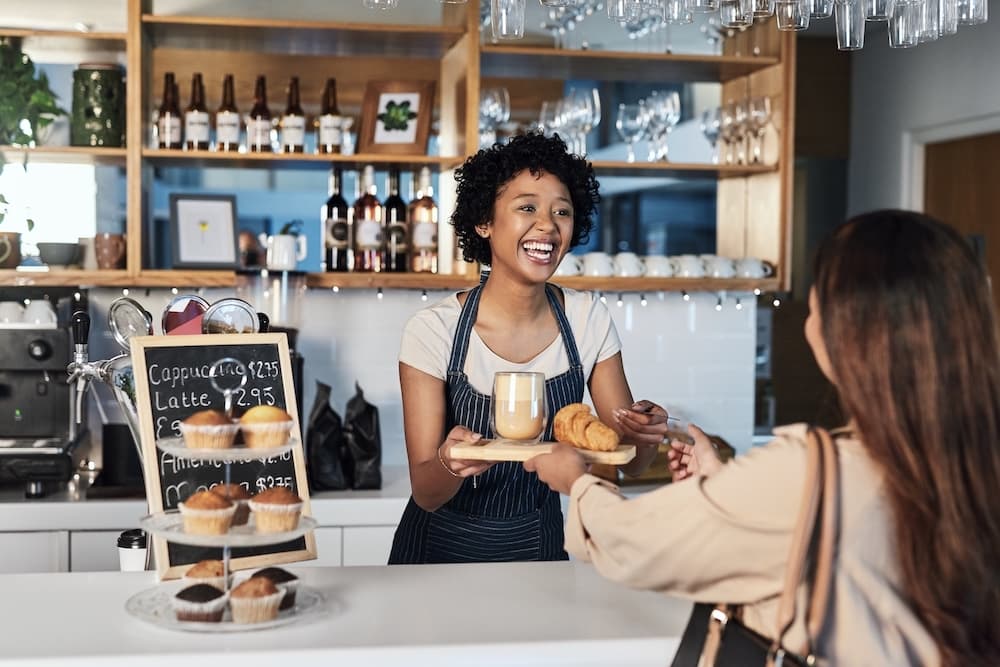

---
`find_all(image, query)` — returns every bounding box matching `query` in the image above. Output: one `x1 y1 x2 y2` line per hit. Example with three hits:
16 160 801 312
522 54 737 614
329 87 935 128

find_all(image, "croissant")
552 403 620 452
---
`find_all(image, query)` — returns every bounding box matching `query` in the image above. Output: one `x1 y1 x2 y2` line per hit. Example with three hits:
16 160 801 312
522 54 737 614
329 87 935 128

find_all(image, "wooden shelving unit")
3 3 794 293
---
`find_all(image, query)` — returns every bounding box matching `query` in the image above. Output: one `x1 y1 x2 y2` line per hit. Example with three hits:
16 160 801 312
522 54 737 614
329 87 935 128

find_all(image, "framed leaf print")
358 80 436 156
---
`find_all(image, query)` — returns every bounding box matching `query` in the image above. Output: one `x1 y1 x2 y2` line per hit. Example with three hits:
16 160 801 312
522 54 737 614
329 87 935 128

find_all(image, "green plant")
377 99 417 132
278 219 303 236
0 38 67 146
0 192 33 231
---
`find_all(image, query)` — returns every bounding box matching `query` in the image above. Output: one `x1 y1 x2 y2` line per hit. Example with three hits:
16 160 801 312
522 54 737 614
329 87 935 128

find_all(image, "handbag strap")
772 426 840 659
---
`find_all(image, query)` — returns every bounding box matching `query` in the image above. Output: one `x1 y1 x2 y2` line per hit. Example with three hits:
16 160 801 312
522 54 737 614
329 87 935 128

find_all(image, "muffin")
248 486 303 533
172 583 227 622
250 567 299 610
229 576 284 624
182 559 227 591
212 483 251 526
178 490 236 535
239 405 294 449
179 409 239 449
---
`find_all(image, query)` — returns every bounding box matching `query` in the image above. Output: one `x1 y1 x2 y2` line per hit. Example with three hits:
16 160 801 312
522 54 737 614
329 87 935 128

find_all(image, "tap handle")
71 310 90 347
257 312 270 333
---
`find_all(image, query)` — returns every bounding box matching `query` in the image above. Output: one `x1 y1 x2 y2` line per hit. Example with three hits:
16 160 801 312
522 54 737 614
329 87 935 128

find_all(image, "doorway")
924 131 1000 312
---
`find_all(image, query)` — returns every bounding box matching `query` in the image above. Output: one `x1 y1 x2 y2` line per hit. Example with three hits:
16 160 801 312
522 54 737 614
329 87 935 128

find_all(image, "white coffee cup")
703 256 737 278
735 257 775 278
117 529 147 572
642 255 674 278
671 255 706 278
613 252 646 277
553 253 582 277
23 300 56 326
260 233 307 271
582 252 614 277
0 301 24 324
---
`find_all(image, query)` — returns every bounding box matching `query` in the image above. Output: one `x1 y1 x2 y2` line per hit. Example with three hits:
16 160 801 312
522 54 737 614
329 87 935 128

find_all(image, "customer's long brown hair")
814 210 1000 666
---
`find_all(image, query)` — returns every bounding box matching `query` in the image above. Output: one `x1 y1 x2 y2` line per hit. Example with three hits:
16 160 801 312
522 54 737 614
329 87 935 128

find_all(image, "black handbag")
671 427 840 667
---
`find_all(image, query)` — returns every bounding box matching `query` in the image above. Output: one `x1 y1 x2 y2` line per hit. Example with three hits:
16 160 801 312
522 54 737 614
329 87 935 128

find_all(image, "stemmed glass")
700 107 721 164
645 91 681 162
479 87 510 149
748 96 772 163
616 101 648 164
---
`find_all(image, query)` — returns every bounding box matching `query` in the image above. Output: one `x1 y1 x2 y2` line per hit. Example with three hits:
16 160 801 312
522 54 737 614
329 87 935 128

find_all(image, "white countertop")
0 562 690 666
0 466 414 531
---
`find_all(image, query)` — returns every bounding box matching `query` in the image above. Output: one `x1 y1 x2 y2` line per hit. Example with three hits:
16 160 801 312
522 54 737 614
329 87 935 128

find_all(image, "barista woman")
388 133 668 564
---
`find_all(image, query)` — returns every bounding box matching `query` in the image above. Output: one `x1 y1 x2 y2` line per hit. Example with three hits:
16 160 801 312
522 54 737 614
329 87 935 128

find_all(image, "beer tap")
67 310 100 424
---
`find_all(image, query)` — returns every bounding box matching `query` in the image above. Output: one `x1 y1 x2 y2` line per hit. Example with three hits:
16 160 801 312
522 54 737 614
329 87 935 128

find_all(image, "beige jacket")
565 424 938 666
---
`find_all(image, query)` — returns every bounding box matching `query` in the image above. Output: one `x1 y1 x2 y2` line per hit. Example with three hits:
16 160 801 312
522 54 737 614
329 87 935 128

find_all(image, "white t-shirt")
398 287 622 394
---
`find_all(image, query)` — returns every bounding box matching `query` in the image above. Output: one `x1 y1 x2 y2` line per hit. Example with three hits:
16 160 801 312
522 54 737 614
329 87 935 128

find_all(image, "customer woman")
527 211 1000 665
388 133 668 564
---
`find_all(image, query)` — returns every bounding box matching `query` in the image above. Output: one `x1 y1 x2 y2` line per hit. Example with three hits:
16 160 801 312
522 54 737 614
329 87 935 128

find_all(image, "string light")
715 296 723 311
171 287 178 295
376 288 384 300
616 293 624 307
682 291 690 302
121 288 129 296
73 292 81 301
639 294 648 307
421 290 428 302
772 296 782 308
753 288 761 296
735 297 743 311
23 298 30 306
599 292 607 304
331 285 340 293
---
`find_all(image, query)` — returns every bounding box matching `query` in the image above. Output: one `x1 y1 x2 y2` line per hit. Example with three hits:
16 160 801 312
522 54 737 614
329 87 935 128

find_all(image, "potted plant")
0 38 67 146
0 179 32 269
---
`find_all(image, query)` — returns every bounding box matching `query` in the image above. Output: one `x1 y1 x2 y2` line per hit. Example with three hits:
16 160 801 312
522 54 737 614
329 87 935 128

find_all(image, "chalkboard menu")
130 333 315 579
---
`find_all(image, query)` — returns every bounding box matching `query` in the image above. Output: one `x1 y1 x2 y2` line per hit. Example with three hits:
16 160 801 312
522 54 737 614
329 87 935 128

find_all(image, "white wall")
86 286 758 469
848 16 1000 215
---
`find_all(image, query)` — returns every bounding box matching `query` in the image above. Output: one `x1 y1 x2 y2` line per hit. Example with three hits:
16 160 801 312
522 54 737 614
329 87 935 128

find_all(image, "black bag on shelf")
305 380 351 491
343 381 382 490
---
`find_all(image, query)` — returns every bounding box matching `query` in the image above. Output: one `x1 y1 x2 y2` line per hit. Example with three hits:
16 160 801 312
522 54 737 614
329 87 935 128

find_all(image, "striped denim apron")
388 277 585 564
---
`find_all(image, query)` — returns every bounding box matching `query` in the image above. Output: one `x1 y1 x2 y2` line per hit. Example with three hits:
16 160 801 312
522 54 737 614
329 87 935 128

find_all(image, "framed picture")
169 194 239 269
358 80 436 155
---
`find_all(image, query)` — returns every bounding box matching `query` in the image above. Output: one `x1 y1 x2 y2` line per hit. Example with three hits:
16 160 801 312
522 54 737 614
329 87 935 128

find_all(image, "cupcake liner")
229 589 284 624
172 590 228 622
274 580 299 610
240 420 294 448
248 500 303 533
177 502 236 535
231 499 251 526
179 421 240 450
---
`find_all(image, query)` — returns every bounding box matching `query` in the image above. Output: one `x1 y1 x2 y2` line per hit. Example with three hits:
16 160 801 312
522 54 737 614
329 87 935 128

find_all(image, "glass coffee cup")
491 372 547 443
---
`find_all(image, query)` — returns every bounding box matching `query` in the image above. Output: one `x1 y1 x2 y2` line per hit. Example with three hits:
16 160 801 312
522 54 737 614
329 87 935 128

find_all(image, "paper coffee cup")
117 529 148 572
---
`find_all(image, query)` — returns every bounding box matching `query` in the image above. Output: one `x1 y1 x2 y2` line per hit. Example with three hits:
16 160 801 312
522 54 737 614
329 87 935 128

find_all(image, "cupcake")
229 576 284 624
212 483 251 526
182 559 227 591
250 567 299 610
248 486 303 533
178 490 236 535
179 409 239 449
172 583 227 622
239 405 294 449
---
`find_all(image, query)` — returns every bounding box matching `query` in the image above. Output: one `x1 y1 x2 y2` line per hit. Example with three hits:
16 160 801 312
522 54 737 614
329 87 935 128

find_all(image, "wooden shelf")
142 14 465 58
142 149 462 171
307 272 478 291
588 161 777 179
0 28 127 55
133 270 237 288
481 46 780 83
0 145 127 165
0 270 131 287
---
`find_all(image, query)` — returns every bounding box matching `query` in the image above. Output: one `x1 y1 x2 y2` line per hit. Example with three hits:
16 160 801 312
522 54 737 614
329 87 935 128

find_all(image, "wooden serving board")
450 439 636 465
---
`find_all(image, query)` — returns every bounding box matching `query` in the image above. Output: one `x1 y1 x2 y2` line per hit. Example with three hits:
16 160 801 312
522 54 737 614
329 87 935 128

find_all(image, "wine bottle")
323 167 352 272
280 76 306 154
215 74 240 152
248 75 272 153
317 78 343 155
353 165 384 272
157 72 182 149
409 167 439 273
384 169 409 272
183 73 209 151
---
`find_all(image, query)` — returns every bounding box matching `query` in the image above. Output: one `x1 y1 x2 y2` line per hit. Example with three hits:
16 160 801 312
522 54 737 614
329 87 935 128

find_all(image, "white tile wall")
86 286 758 468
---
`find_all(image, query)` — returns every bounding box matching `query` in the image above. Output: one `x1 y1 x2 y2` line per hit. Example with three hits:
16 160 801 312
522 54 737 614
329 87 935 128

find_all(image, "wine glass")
491 372 547 443
700 107 721 164
748 96 772 164
616 101 648 164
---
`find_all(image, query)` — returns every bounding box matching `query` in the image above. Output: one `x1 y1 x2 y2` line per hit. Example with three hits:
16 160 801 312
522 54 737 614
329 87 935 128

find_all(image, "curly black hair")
451 132 600 265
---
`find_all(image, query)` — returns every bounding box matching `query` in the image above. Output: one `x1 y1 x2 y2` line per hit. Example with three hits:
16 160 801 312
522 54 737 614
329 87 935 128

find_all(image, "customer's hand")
524 443 588 495
667 424 724 481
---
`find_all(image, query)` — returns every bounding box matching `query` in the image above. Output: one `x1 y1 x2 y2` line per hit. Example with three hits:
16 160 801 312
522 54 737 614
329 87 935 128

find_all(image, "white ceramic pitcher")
259 233 307 271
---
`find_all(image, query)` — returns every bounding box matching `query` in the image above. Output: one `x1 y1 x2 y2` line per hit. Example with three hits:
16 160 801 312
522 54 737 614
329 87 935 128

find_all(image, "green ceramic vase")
71 63 125 147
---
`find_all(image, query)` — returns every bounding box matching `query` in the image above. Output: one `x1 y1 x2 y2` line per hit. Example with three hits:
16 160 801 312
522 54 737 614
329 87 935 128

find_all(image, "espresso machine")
0 318 89 497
